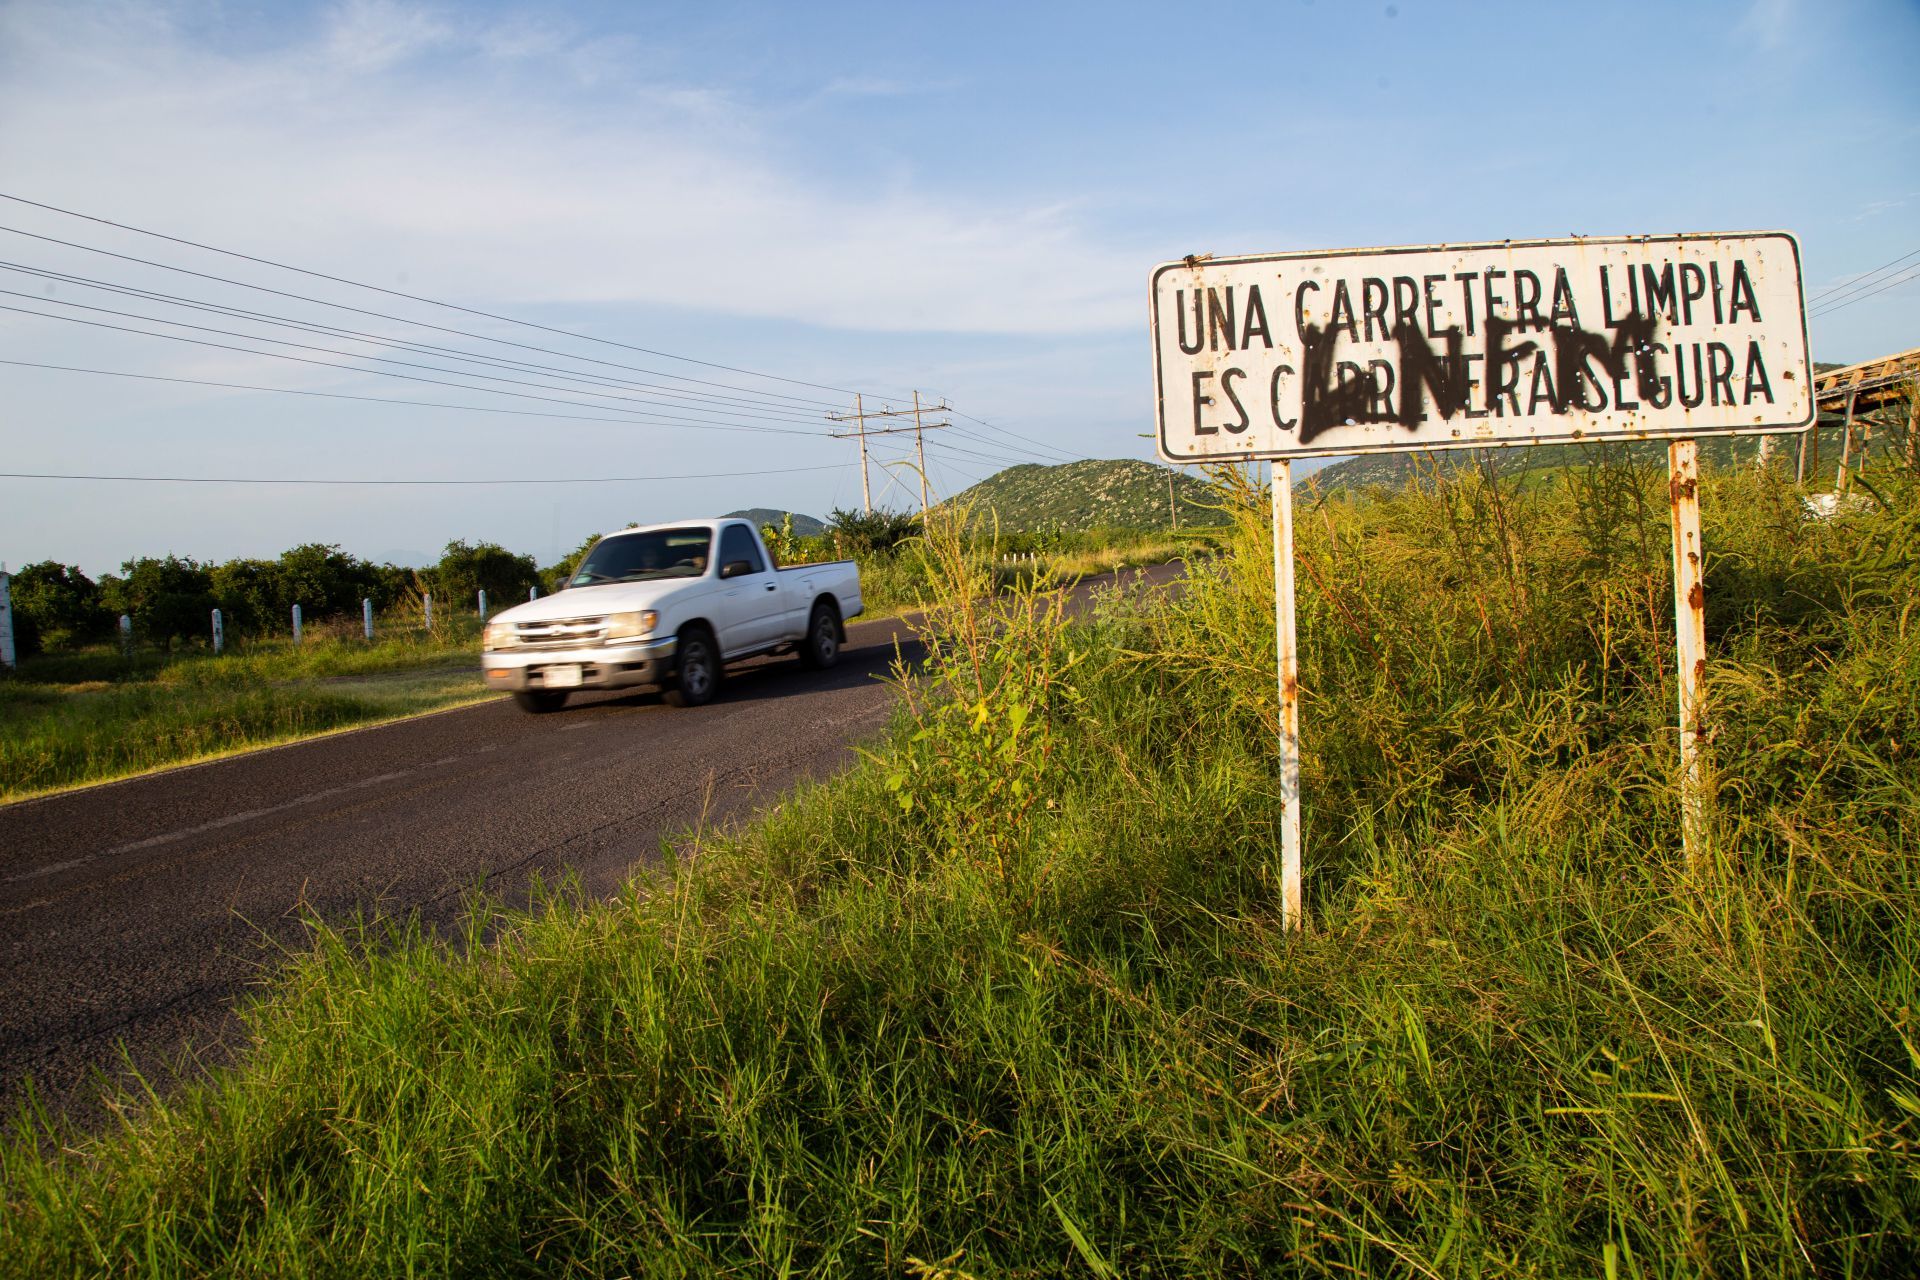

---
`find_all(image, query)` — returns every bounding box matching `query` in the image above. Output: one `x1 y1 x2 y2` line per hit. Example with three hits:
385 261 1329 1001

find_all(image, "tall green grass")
4 459 1916 1276
0 627 491 801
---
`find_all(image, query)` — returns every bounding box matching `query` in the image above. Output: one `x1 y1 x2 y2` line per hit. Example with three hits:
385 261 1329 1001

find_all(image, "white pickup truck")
482 518 862 712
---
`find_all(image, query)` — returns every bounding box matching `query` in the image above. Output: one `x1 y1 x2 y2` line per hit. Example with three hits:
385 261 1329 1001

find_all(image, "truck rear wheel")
798 600 841 670
513 690 569 714
664 626 719 707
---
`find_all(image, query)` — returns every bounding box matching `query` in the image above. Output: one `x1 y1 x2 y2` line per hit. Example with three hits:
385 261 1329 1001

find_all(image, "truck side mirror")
721 559 755 580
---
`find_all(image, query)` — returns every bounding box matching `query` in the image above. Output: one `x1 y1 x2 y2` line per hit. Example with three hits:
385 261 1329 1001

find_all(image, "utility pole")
829 392 952 514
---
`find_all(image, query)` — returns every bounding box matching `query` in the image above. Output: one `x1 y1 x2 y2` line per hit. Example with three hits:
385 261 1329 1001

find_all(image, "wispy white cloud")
0 0 1136 337
1738 0 1794 48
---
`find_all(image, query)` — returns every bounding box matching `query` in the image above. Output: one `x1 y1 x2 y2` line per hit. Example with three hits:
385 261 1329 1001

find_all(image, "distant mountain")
945 459 1215 531
1306 362 1865 492
1306 430 1849 493
725 508 826 537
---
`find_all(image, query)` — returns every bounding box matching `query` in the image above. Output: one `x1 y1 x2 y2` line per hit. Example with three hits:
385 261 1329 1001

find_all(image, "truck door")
714 523 781 655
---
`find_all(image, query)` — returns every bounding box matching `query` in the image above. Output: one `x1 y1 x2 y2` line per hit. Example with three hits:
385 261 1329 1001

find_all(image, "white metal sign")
1152 233 1811 462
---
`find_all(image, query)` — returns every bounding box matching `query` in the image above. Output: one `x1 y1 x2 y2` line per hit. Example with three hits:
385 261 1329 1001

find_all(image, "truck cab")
481 518 863 712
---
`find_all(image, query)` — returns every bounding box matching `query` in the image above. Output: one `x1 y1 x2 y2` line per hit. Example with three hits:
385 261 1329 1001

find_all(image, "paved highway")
0 565 1177 1122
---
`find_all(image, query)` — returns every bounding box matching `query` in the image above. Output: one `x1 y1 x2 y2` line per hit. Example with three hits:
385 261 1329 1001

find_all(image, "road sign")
1152 231 1812 933
1151 233 1811 463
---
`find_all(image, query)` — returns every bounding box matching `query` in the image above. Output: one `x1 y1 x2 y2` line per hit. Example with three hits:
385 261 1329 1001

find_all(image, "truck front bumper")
482 635 678 694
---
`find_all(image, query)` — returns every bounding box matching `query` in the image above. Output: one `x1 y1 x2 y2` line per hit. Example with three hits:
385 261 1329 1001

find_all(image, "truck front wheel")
665 626 719 707
798 600 841 670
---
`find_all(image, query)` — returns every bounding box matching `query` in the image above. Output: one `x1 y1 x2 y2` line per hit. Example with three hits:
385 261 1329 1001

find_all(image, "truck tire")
798 600 841 670
664 625 719 707
513 690 569 714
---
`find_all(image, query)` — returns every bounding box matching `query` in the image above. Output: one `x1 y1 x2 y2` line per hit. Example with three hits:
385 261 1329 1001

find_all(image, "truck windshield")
570 528 712 586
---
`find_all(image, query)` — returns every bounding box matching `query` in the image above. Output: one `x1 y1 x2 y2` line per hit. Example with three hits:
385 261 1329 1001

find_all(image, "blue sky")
2 0 1917 574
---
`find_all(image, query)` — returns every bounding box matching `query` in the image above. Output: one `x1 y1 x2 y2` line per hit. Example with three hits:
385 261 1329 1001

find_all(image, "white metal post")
120 614 133 654
292 603 303 645
1668 439 1708 866
424 592 433 630
1273 460 1302 931
478 589 487 620
0 569 15 669
529 586 539 602
362 597 373 641
211 607 224 655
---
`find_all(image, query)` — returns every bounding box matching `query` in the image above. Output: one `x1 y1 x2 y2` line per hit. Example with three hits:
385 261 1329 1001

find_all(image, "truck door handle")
765 583 777 591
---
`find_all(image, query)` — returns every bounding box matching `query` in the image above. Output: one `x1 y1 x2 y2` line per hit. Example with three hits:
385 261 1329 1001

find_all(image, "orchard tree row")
7 540 543 658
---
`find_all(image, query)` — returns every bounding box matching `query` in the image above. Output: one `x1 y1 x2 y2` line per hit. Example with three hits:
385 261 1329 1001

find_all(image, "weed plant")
3 458 1916 1276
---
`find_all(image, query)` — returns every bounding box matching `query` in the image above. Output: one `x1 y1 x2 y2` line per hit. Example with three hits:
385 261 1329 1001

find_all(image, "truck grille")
512 616 608 650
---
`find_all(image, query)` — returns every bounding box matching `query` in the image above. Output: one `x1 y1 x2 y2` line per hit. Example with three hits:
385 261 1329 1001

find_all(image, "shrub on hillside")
826 506 922 556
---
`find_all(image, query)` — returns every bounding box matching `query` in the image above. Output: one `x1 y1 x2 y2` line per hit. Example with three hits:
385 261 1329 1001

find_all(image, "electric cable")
0 301 828 436
0 191 881 401
0 221 848 411
0 464 848 486
0 357 847 436
1810 262 1920 317
0 287 837 428
0 259 849 422
1808 246 1920 304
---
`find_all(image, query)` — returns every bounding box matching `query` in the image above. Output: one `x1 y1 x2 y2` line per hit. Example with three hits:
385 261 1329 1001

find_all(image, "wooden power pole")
828 393 952 513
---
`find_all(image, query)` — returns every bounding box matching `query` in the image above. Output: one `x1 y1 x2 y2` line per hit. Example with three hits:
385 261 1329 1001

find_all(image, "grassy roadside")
7 457 1917 1274
1 467 1914 1272
7 466 1912 1274
0 630 495 804
2 534 1206 804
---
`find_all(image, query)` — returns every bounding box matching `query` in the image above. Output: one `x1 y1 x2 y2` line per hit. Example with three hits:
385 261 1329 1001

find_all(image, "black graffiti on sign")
1175 256 1782 442
1296 313 1654 442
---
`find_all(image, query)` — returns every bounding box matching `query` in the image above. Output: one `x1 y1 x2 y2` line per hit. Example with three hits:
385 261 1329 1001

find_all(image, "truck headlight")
605 610 658 641
482 622 517 650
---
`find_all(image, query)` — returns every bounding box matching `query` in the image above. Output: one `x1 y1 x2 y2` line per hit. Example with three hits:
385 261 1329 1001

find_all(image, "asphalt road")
0 565 1178 1123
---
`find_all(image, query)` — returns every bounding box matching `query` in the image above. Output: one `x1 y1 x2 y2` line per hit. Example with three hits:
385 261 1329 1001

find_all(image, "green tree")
431 541 538 613
116 555 214 652
209 558 279 636
8 561 109 654
275 543 371 619
543 534 601 593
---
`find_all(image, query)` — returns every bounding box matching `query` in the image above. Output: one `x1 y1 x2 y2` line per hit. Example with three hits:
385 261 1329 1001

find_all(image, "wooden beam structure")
1813 346 1920 414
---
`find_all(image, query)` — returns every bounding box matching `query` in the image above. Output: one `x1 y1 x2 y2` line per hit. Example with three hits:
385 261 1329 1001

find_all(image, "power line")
0 301 829 436
7 259 1086 456
950 409 1085 464
0 191 878 401
0 286 834 429
0 222 846 412
1810 262 1920 318
0 464 849 486
0 259 846 422
0 357 848 436
1809 246 1920 304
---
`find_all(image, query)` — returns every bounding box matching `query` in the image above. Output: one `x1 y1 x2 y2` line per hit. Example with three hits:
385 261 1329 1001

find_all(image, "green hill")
1305 423 1878 493
945 459 1214 531
724 508 826 537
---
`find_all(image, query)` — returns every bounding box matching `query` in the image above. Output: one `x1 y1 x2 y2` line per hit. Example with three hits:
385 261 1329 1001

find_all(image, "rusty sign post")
1668 440 1709 861
1271 459 1303 930
1152 233 1811 922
